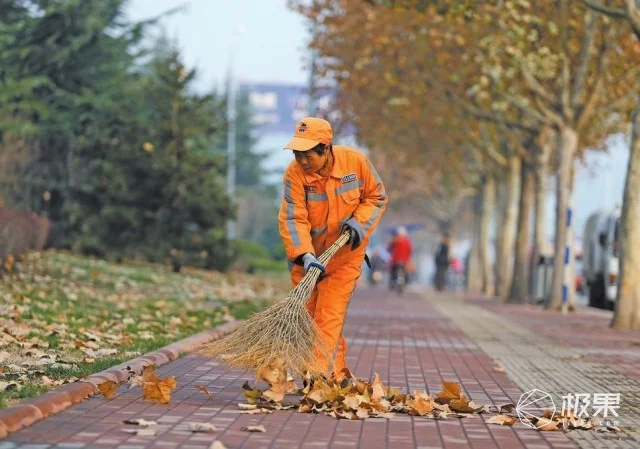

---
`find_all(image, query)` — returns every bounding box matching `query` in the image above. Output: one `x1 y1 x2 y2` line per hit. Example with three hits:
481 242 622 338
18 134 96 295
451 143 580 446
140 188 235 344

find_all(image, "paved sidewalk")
1 287 636 448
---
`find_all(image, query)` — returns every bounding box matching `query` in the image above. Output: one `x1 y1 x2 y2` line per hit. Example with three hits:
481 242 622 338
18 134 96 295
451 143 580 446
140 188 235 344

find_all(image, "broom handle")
316 231 351 265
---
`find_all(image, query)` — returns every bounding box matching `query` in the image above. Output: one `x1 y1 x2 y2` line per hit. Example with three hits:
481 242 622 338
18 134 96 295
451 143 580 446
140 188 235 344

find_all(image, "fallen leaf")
406 396 432 416
242 381 263 404
343 394 361 410
372 412 396 419
188 422 217 433
141 367 176 404
370 373 386 402
273 403 296 410
122 428 157 436
195 384 213 401
263 388 285 403
449 397 484 413
356 407 370 419
256 360 287 385
607 425 622 432
497 403 515 413
0 381 21 392
237 403 257 410
339 367 354 380
123 419 157 427
567 417 594 430
241 425 267 432
486 415 517 426
98 380 119 399
307 386 328 403
240 408 273 414
533 417 564 431
436 381 461 403
492 366 505 373
208 442 228 449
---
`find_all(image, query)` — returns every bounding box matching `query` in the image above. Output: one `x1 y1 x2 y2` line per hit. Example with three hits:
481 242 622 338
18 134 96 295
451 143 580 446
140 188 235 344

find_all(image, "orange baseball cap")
284 117 333 151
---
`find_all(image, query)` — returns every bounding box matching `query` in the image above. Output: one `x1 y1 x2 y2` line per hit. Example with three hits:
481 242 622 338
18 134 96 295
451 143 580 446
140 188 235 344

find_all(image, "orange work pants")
291 252 363 375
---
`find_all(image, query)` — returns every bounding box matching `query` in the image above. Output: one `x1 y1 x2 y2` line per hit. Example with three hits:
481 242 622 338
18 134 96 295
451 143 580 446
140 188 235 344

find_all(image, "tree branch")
498 91 551 125
427 76 538 133
576 33 609 130
581 0 627 19
520 60 557 107
571 10 598 109
582 0 640 39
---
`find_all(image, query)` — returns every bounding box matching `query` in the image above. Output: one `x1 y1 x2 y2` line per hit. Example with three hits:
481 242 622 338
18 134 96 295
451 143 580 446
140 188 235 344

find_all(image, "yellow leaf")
141 367 176 404
449 396 484 413
436 381 461 403
406 396 432 416
242 381 262 404
98 380 119 399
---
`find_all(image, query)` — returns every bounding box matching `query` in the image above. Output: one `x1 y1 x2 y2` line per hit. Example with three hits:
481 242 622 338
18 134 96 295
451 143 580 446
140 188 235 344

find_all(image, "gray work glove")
341 218 364 250
302 253 325 274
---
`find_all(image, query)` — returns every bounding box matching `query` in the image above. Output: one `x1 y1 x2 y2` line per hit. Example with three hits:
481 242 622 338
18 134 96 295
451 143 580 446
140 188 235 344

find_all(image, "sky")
126 0 311 90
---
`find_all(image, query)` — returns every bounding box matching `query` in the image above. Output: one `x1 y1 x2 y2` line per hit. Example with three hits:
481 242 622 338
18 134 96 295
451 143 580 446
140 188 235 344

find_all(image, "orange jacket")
278 146 388 263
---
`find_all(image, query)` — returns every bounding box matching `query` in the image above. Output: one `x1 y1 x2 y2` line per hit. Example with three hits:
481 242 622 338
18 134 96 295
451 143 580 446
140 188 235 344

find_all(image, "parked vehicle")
582 209 620 309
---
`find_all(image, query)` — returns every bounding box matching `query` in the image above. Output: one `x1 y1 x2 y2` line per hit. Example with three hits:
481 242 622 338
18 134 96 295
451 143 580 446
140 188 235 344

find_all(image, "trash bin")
532 255 553 303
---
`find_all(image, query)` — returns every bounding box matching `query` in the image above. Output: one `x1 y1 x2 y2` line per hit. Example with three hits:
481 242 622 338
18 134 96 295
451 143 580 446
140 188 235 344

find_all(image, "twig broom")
199 231 351 376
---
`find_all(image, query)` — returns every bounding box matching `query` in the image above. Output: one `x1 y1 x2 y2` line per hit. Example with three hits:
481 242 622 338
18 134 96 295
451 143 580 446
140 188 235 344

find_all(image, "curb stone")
0 321 238 439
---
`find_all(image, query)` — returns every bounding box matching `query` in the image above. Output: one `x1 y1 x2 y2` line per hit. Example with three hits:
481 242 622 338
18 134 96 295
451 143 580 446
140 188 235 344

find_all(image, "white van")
582 209 620 309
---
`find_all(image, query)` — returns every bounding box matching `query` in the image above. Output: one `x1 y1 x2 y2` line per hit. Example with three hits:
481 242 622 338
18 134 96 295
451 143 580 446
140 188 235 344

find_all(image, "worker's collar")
303 148 347 182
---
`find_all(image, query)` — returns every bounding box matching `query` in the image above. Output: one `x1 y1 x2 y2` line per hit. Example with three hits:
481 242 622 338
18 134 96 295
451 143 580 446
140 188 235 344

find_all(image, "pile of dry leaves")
235 365 622 433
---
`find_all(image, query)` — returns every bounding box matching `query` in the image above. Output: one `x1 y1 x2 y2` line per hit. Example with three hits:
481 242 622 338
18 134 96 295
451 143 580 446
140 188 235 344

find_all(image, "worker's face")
293 148 328 173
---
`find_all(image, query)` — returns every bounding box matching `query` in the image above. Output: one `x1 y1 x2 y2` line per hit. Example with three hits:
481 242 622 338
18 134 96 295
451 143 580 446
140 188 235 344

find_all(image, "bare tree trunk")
612 98 640 330
494 182 506 291
509 163 534 303
480 176 496 296
531 127 554 301
547 126 578 310
495 155 521 299
467 192 483 293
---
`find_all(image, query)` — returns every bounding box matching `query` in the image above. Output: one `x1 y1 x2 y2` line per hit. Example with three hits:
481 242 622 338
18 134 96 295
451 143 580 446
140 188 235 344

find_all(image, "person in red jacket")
387 226 413 289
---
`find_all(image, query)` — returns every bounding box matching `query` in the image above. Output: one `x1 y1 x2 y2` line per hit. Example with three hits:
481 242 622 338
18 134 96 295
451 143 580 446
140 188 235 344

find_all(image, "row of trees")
0 0 282 270
292 0 640 328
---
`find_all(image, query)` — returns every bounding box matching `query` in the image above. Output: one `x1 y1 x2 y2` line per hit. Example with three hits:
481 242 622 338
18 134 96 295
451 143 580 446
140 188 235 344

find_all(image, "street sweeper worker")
278 117 387 377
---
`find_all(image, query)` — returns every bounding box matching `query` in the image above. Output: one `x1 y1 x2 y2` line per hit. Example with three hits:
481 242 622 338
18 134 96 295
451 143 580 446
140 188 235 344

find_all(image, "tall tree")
582 0 640 329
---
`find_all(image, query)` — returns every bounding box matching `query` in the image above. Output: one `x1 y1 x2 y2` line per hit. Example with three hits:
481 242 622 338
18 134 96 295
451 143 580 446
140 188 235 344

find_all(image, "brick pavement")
431 292 640 449
1 286 618 449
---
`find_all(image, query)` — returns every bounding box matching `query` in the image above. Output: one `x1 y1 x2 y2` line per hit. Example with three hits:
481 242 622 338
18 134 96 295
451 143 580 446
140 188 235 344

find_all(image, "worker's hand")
341 218 364 250
302 253 325 274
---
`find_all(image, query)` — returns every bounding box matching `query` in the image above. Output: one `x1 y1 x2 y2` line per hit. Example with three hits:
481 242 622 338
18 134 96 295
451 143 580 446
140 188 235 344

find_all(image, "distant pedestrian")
434 233 451 291
387 226 413 290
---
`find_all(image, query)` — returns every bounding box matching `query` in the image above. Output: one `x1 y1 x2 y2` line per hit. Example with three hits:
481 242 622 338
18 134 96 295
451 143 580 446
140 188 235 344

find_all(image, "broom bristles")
199 232 351 377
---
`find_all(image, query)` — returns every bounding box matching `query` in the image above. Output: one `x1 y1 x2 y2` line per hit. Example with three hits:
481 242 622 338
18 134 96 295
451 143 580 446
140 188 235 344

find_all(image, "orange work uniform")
278 145 387 374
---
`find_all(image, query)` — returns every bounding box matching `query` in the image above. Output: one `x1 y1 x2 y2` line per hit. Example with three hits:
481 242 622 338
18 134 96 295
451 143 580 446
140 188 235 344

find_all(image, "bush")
230 239 287 274
235 239 271 260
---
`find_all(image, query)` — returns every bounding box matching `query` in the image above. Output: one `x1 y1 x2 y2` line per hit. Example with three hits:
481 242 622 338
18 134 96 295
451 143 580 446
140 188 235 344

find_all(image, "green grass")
0 251 287 408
